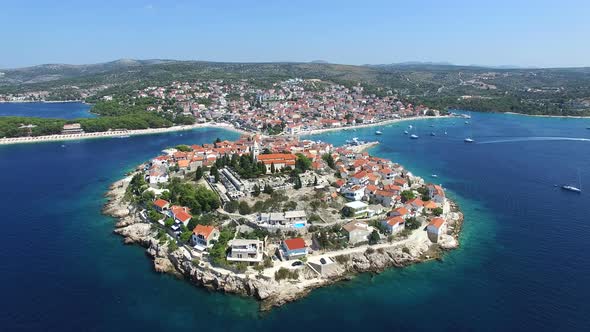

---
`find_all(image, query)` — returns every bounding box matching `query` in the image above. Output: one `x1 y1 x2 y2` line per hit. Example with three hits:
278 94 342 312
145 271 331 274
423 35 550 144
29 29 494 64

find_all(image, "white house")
342 221 373 244
426 217 446 243
149 165 169 184
226 239 264 263
344 201 371 219
191 225 220 250
341 185 366 201
382 216 405 234
428 184 446 204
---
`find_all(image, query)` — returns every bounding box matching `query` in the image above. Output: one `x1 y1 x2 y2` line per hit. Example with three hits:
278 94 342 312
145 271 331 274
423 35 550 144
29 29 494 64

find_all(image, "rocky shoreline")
103 175 464 311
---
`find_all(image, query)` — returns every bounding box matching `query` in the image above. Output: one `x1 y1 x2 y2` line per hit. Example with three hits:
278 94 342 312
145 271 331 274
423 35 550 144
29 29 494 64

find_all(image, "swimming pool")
293 222 306 228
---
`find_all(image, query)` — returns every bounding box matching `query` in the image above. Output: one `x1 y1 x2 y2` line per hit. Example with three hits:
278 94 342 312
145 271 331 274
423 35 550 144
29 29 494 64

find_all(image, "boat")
345 137 367 146
408 125 413 129
465 121 469 124
375 130 383 135
561 185 582 193
430 132 436 136
464 138 474 143
444 131 448 135
562 169 582 193
410 134 419 139
404 130 409 135
431 174 438 178
117 135 130 138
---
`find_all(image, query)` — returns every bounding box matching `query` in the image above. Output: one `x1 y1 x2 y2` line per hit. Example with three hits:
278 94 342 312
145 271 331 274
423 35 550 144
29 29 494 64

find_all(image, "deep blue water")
0 102 94 118
1 112 589 331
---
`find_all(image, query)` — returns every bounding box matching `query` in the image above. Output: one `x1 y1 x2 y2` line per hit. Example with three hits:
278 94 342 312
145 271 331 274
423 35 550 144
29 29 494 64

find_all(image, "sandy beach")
0 115 446 145
0 122 251 145
300 116 445 136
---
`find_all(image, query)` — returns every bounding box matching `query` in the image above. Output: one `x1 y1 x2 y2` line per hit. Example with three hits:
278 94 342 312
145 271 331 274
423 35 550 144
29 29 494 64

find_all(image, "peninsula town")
102 79 462 309
1 78 442 143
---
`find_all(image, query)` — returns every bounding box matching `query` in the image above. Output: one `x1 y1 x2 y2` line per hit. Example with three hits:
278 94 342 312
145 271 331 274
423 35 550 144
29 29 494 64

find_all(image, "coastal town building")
382 216 405 234
191 225 220 250
227 239 264 263
281 238 308 260
257 210 307 229
170 206 192 229
342 221 373 245
61 123 84 134
343 201 371 219
426 217 446 243
153 199 170 212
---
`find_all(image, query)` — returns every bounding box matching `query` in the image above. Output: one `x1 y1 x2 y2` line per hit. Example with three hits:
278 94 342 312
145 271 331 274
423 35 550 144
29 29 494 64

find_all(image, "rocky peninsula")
103 136 464 310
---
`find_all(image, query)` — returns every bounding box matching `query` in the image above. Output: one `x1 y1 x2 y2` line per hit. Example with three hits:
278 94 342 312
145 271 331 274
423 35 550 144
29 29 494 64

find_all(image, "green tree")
368 230 380 245
270 162 276 174
195 166 203 180
252 184 261 197
322 153 335 169
148 209 161 222
180 230 193 243
401 190 415 202
238 201 251 215
405 217 421 230
165 217 175 228
295 153 312 172
187 217 199 231
175 144 192 152
224 200 239 213
293 175 302 189
432 207 443 216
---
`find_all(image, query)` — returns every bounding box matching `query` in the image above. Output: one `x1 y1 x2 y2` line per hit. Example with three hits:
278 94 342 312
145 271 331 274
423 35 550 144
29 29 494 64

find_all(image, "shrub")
334 254 350 264
366 247 375 254
274 267 299 281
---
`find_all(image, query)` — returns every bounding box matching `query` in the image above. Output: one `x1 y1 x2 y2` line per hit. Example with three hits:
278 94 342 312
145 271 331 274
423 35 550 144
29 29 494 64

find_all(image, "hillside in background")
1 59 590 116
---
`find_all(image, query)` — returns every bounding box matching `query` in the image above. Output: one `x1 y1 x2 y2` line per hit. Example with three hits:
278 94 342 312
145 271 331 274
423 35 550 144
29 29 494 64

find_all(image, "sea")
0 108 589 331
0 102 94 118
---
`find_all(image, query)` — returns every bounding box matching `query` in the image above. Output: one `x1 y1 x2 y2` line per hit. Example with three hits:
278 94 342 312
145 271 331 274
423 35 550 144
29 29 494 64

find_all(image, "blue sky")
1 0 589 68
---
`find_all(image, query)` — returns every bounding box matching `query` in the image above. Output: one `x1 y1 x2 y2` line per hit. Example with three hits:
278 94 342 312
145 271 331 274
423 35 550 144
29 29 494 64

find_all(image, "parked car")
291 261 303 267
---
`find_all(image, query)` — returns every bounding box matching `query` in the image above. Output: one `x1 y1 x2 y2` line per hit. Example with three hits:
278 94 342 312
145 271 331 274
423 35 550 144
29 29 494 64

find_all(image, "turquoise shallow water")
0 112 589 331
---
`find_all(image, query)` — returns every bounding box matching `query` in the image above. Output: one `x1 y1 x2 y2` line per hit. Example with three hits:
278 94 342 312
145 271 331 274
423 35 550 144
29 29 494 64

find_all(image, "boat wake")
478 137 590 144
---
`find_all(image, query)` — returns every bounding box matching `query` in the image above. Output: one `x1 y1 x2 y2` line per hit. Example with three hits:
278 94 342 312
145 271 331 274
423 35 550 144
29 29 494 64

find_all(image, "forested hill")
1 59 590 116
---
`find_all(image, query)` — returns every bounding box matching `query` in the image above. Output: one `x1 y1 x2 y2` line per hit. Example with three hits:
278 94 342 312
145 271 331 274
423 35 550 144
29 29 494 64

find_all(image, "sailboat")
562 170 582 193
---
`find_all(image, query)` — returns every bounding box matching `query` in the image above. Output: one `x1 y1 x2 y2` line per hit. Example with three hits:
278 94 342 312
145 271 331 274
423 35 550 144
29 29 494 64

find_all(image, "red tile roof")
283 237 306 250
153 199 169 209
387 216 404 226
193 225 217 239
429 217 445 229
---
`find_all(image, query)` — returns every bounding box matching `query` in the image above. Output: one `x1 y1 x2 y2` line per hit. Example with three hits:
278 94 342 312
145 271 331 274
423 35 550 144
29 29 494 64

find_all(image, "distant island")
103 135 463 310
